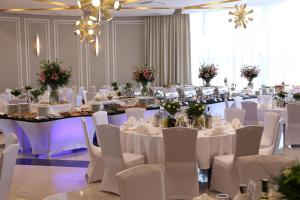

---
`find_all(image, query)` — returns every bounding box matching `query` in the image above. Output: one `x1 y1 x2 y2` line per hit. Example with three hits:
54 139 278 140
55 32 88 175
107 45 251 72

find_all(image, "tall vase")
49 87 59 104
247 79 254 89
141 82 148 96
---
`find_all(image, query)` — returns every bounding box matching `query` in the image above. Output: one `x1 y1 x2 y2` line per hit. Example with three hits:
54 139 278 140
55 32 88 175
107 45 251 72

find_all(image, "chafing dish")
177 86 197 103
149 87 165 100
195 86 217 103
214 86 229 101
163 87 179 100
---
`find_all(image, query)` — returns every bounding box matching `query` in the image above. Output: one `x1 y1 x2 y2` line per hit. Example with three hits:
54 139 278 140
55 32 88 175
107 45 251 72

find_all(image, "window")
190 0 300 89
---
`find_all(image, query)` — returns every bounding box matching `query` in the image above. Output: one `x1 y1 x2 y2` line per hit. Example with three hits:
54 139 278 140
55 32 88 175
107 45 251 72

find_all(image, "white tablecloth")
121 125 236 169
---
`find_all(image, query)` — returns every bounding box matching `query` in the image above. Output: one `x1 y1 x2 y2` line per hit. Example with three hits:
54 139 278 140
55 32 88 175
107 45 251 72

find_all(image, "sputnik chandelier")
74 0 122 43
229 4 253 29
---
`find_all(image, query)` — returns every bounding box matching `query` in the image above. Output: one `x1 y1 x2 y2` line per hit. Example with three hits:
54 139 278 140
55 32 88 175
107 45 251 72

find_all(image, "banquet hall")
0 0 300 199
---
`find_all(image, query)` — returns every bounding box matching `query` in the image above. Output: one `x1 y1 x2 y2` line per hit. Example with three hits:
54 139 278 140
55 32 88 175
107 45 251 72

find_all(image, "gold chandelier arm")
101 4 113 21
32 0 70 7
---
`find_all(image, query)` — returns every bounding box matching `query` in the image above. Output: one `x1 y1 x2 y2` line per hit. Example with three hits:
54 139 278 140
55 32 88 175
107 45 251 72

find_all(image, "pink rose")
40 73 45 83
51 73 59 81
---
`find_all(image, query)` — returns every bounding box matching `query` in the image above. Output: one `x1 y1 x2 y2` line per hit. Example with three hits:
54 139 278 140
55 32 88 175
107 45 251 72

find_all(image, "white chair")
81 118 104 183
92 111 108 125
83 91 95 104
224 98 230 109
4 132 18 149
125 107 146 120
224 108 246 125
116 165 165 200
285 103 300 146
230 96 243 108
96 124 144 194
91 85 97 94
238 155 293 200
241 101 259 125
92 111 108 145
259 112 280 155
0 144 19 200
162 127 199 199
210 126 263 198
43 192 67 200
258 95 273 107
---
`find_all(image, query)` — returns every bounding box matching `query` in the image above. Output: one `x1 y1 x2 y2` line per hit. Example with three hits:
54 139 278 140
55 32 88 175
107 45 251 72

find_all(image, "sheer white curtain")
190 0 300 90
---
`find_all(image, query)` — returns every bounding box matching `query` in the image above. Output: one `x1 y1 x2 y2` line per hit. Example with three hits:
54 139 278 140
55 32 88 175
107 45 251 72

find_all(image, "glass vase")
247 79 254 89
50 87 59 104
204 79 211 87
167 115 176 127
141 82 148 96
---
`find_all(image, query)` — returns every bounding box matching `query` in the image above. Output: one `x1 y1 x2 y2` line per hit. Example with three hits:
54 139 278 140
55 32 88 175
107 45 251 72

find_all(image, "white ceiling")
0 0 284 17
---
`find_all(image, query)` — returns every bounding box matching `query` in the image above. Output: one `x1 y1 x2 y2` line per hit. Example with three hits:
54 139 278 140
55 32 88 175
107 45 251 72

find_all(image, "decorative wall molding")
24 18 51 84
0 16 22 87
112 20 145 81
53 20 83 87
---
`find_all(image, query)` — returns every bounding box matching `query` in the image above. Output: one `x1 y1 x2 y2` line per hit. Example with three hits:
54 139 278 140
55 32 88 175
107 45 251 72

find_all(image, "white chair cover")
230 97 243 108
0 144 19 200
162 127 199 199
92 111 108 126
90 85 97 94
211 126 263 198
43 192 67 200
259 112 279 155
258 95 273 106
224 108 246 125
224 98 229 109
125 107 145 120
75 94 83 107
83 91 95 103
4 132 18 149
81 118 104 183
286 103 300 145
116 164 165 200
238 155 293 200
96 124 144 194
241 101 259 125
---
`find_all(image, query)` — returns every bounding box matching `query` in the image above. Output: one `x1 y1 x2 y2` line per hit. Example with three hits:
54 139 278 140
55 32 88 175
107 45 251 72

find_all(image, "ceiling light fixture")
35 33 40 57
229 4 253 29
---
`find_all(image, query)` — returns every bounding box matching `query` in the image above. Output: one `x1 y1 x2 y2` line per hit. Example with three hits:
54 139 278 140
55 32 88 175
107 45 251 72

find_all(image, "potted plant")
276 91 287 108
198 63 218 87
163 100 181 127
30 87 44 103
240 65 260 89
111 82 119 96
274 162 300 200
132 64 156 96
293 93 300 102
38 60 71 104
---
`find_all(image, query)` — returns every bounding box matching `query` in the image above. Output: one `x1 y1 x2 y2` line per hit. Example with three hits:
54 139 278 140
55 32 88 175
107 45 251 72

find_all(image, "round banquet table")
120 125 236 169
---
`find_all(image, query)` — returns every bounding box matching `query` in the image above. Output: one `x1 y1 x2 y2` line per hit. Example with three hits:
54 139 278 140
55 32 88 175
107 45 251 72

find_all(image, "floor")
1 133 300 200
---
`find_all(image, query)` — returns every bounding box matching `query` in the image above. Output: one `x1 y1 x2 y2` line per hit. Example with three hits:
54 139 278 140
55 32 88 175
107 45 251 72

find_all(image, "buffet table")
121 124 236 169
0 108 160 157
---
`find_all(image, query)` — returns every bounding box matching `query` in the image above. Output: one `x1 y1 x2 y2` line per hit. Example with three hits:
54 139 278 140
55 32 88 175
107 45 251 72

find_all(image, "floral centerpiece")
163 100 181 127
198 63 218 87
273 162 300 200
240 65 260 89
186 102 206 129
38 60 71 104
132 64 155 96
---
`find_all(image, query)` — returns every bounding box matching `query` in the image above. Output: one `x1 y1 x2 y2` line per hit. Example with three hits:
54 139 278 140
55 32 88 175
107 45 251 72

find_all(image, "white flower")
282 169 291 177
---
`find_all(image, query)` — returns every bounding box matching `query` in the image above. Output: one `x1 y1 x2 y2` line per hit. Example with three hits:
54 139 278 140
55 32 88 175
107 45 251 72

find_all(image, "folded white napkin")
232 118 241 129
193 193 216 200
211 126 225 136
127 116 137 126
233 194 251 200
135 122 150 134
